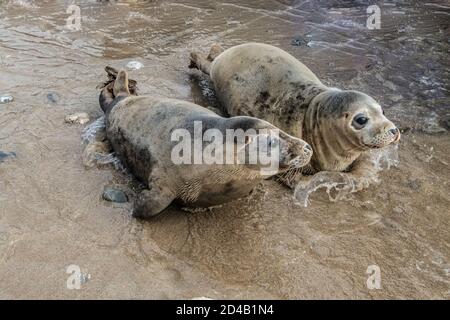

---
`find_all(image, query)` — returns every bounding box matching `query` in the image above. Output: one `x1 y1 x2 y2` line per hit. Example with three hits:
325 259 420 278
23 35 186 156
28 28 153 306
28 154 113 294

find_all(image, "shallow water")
0 0 449 299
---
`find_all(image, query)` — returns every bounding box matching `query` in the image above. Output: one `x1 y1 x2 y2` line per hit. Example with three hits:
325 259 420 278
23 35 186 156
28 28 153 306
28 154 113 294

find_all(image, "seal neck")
279 81 327 138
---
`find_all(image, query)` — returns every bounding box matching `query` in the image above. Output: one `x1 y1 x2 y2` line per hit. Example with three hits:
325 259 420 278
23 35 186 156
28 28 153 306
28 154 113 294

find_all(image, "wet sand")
0 0 449 299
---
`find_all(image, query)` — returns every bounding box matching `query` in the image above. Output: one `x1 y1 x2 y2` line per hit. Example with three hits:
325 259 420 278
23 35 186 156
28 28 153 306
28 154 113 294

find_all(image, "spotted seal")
99 67 312 217
189 43 400 187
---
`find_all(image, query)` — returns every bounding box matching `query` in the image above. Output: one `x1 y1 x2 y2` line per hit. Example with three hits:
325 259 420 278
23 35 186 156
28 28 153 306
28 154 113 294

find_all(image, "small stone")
388 94 403 102
126 60 144 70
102 186 128 203
375 73 384 82
0 151 16 162
441 117 450 131
365 62 377 71
65 112 90 125
0 95 13 104
422 123 446 134
46 92 59 104
383 80 397 91
291 35 310 47
393 206 403 214
407 179 421 191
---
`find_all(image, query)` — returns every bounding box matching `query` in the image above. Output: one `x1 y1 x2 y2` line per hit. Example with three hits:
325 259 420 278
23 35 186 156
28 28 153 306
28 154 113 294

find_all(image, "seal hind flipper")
105 65 119 79
189 51 211 75
98 66 138 95
99 82 115 113
189 43 224 75
113 70 131 97
99 67 140 114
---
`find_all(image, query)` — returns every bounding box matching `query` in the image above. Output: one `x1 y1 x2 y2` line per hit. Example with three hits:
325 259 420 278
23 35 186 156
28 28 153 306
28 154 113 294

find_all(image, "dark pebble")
0 151 16 162
407 179 422 191
46 92 60 104
441 117 450 131
291 35 310 47
102 186 128 203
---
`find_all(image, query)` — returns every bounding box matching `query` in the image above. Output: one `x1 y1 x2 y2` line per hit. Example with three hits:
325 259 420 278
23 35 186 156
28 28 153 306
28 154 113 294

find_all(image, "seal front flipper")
342 153 379 191
132 166 176 218
133 186 176 219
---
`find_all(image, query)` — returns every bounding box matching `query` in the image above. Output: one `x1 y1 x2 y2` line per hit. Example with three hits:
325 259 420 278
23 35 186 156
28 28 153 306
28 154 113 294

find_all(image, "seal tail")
98 66 138 114
189 43 224 75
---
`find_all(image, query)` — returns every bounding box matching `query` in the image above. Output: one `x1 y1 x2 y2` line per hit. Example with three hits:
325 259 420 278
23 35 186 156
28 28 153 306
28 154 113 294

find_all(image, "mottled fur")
190 43 400 187
99 67 312 217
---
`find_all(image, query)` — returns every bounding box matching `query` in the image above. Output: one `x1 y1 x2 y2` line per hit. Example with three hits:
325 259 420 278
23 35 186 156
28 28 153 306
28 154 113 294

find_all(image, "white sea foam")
81 116 105 144
81 116 123 170
293 144 400 207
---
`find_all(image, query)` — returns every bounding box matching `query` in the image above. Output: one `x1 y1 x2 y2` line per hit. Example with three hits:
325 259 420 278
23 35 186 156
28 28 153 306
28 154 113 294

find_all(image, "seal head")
305 89 400 171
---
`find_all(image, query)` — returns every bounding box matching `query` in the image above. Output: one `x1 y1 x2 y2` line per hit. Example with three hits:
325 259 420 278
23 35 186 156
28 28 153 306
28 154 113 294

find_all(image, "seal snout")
300 143 313 162
287 141 313 169
389 127 401 142
302 142 313 158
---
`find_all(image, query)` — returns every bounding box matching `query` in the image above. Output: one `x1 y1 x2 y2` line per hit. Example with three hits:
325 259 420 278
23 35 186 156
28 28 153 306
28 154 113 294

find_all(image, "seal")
189 43 401 187
99 67 312 218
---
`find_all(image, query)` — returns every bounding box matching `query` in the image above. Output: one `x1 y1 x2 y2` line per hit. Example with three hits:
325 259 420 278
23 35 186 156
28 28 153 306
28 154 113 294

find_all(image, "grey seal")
99 67 313 218
189 43 400 187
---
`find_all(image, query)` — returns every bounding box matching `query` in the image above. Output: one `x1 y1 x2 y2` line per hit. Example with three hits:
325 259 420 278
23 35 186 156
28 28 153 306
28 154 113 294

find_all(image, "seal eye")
356 117 368 125
352 114 369 129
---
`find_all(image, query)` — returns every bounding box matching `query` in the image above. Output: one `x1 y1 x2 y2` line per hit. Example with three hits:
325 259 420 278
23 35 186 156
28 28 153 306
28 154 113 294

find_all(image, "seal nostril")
389 128 398 135
304 144 312 152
